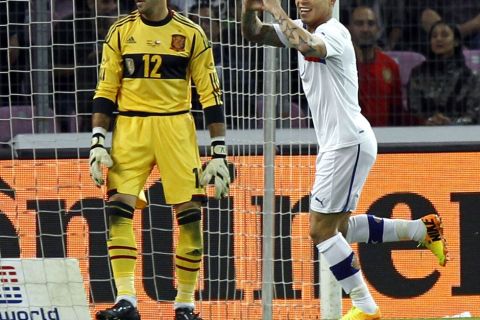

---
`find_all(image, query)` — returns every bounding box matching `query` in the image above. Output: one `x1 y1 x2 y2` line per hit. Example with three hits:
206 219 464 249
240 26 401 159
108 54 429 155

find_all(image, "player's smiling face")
296 0 334 31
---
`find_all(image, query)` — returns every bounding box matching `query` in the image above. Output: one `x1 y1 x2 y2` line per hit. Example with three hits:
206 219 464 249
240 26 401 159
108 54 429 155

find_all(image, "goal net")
1 0 477 319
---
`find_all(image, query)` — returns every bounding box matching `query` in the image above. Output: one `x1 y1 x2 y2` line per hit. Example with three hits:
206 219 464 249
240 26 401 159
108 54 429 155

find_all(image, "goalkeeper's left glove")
200 138 230 199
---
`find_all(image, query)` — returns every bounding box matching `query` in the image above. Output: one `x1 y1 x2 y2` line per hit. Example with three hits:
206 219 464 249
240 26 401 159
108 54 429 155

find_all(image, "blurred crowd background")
1 0 480 142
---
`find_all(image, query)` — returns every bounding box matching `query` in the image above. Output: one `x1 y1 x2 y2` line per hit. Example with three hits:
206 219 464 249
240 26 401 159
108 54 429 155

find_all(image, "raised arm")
457 13 480 39
269 0 328 57
242 0 328 58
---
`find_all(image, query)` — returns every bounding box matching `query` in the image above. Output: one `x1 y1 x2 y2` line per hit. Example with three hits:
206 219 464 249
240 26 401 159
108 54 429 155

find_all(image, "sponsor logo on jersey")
126 36 136 44
171 34 186 52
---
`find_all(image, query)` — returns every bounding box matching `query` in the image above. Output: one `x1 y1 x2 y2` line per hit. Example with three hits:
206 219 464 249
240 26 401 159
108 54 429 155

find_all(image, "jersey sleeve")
317 21 348 58
93 24 123 103
189 28 222 109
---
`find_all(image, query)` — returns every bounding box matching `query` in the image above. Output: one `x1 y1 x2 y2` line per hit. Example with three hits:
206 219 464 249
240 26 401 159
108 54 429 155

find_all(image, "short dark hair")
349 5 378 26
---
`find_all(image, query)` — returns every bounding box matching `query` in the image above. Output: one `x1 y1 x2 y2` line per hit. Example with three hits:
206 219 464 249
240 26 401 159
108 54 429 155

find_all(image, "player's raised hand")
243 0 265 12
243 0 281 12
89 129 113 187
262 0 282 11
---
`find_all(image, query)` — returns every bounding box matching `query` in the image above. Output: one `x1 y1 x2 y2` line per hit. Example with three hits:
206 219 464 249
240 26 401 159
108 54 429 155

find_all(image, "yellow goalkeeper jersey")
94 10 222 113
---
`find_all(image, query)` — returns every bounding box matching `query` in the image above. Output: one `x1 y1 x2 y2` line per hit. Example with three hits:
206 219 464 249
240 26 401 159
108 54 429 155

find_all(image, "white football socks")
316 233 378 314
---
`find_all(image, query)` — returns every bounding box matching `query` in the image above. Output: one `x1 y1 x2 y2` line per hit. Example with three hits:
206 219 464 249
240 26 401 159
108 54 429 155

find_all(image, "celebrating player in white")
241 0 448 319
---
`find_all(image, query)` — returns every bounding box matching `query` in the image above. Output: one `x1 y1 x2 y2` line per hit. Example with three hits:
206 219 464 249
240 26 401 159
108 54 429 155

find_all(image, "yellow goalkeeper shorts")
107 112 206 208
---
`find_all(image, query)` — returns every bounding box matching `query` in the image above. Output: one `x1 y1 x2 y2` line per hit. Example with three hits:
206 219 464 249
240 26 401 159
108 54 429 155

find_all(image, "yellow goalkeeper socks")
107 201 137 298
175 208 203 305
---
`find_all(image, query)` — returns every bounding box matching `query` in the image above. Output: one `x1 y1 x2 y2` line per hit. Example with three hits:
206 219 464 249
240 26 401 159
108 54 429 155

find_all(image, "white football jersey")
274 18 374 152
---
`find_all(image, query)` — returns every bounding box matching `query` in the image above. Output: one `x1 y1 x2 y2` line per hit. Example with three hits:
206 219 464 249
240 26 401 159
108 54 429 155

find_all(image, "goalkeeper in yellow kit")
89 1 229 319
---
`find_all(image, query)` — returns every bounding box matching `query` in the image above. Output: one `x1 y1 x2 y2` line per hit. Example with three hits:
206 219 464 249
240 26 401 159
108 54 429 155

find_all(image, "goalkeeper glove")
200 138 230 199
89 127 113 187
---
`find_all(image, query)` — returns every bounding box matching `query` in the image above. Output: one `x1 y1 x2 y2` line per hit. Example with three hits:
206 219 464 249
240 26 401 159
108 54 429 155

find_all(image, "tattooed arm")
241 0 284 47
241 0 327 57
265 2 327 58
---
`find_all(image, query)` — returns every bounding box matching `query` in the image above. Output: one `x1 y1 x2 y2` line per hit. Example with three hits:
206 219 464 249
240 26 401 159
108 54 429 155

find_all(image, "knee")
309 220 337 245
108 193 137 209
175 205 202 229
106 201 135 238
175 205 203 252
309 227 337 245
309 213 342 245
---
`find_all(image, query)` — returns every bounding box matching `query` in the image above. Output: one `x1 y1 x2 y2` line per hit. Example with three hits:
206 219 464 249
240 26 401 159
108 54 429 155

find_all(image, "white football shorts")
310 135 377 214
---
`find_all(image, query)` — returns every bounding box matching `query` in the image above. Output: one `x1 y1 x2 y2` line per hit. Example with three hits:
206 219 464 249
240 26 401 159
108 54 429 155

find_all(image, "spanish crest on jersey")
171 34 186 52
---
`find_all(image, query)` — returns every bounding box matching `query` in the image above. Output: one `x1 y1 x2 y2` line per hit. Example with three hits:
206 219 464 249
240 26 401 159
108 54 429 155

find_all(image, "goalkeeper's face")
136 0 164 15
296 0 335 30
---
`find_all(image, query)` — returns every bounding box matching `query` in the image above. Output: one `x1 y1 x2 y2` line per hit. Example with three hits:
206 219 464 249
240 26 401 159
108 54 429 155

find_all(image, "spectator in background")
53 0 117 132
340 0 404 50
421 0 480 49
399 0 433 53
0 1 30 107
408 21 480 125
349 5 407 126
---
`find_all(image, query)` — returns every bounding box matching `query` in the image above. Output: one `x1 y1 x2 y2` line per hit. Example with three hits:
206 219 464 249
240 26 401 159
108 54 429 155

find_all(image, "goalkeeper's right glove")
89 127 113 187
